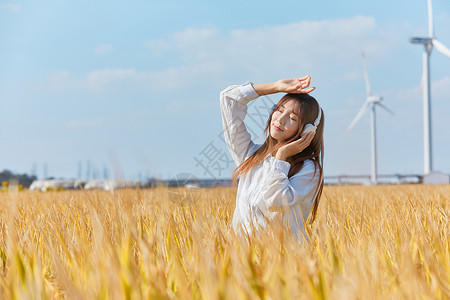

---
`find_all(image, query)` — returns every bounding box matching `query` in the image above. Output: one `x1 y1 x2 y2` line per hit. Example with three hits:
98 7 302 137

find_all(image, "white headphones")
302 107 322 134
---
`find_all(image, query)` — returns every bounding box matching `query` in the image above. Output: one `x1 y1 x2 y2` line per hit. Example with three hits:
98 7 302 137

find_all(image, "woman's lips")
273 124 283 131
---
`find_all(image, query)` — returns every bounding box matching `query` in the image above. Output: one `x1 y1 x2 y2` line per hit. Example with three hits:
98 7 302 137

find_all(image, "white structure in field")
409 0 450 175
29 179 133 191
29 179 77 191
346 52 394 185
84 180 133 190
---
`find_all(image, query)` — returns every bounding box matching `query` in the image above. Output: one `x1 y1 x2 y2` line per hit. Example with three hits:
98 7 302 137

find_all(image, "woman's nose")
278 115 286 125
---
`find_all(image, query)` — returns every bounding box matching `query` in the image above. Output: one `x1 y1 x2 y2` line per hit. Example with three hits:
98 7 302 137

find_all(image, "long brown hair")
232 93 324 224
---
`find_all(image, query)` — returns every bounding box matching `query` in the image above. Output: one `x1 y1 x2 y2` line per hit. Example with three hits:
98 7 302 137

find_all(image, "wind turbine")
409 0 450 175
346 52 394 185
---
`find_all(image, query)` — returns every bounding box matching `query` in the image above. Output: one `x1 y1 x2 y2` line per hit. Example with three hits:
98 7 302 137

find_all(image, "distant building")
29 179 77 191
84 180 133 190
422 172 450 184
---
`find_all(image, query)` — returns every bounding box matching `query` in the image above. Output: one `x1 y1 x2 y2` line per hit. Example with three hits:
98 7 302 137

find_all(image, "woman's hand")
275 76 315 94
252 75 315 96
275 132 315 161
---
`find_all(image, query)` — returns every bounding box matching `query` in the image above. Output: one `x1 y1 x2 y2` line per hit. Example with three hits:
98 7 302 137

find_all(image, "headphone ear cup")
303 124 316 134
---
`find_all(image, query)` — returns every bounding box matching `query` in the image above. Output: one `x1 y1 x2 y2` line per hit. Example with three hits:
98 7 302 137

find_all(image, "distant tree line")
0 170 37 188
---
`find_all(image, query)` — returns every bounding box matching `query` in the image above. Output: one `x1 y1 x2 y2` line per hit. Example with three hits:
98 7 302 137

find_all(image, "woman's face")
270 100 300 143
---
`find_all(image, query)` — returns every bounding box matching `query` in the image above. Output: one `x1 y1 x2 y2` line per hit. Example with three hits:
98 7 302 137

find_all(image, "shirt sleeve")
253 160 321 213
220 82 260 167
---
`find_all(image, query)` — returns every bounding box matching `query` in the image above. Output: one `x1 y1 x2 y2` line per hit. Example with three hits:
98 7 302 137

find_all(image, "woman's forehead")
279 99 300 114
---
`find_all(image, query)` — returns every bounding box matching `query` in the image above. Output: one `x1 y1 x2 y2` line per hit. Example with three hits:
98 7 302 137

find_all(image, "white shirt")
220 82 321 241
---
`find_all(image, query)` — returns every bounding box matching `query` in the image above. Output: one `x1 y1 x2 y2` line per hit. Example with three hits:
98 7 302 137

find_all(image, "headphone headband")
314 106 322 127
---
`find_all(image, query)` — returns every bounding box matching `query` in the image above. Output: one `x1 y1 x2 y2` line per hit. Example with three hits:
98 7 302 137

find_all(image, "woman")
220 75 324 241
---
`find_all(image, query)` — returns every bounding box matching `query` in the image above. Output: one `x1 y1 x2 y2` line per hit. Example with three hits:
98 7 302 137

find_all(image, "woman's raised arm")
220 83 259 167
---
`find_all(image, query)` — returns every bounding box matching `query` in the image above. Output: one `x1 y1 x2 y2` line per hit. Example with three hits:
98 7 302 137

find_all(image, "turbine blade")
433 39 450 58
377 103 395 116
428 0 434 37
362 51 371 97
346 101 370 134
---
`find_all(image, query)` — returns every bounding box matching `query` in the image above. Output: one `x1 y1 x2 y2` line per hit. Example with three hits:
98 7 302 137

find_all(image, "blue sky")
1 0 449 181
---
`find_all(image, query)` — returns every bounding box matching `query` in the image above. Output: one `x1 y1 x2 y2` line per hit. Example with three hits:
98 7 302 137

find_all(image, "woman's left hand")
275 132 315 161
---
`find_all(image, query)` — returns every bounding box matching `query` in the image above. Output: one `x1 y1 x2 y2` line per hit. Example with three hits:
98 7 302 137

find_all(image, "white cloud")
171 27 220 51
0 2 21 12
48 16 395 93
143 15 393 73
48 71 73 87
47 60 224 92
83 67 184 91
66 118 104 129
433 76 450 97
94 44 113 55
86 69 137 86
387 76 450 103
143 39 170 56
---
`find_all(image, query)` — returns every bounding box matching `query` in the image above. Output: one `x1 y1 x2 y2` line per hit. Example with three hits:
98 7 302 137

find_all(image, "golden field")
0 185 449 299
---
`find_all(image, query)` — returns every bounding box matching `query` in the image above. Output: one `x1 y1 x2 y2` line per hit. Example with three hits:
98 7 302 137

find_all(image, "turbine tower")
409 0 450 174
346 52 394 185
